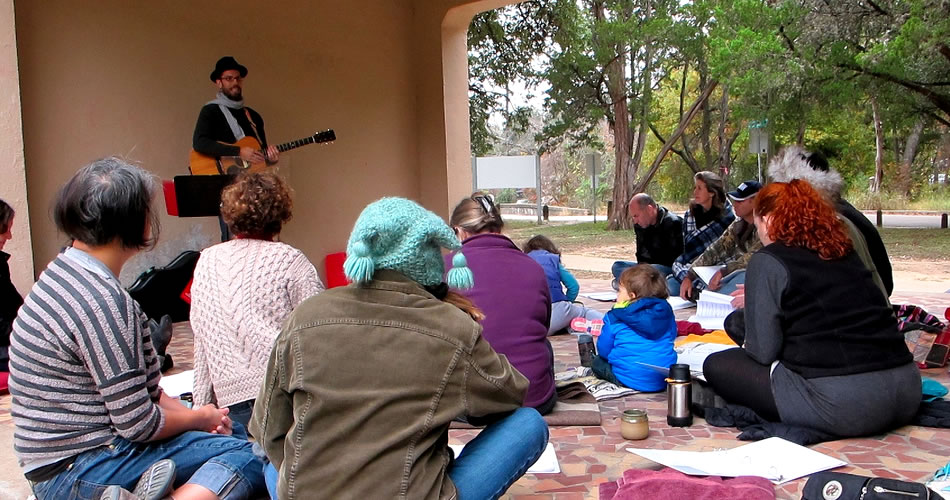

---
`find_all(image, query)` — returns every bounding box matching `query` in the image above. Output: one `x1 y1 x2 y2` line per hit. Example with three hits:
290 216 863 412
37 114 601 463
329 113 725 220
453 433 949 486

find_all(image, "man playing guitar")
192 56 279 170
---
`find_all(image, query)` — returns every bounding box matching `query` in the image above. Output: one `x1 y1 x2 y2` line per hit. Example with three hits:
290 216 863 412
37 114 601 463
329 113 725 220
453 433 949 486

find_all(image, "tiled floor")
1 279 948 500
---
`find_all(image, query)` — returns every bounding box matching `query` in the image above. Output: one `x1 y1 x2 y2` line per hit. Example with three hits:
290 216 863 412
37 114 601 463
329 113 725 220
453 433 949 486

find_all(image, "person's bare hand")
708 269 723 291
730 284 745 309
265 145 280 163
239 147 266 164
679 279 693 300
196 405 233 435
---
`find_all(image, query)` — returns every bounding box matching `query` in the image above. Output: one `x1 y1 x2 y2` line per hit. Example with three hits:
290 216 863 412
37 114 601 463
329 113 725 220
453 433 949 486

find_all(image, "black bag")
128 251 200 323
803 472 935 499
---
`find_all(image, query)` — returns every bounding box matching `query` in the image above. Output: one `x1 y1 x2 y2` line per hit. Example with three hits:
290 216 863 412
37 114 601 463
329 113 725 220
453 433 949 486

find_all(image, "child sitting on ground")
592 264 677 391
523 235 604 335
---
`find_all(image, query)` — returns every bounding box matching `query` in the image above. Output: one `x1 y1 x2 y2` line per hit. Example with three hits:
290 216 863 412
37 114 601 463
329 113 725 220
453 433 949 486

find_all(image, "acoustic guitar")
189 129 336 175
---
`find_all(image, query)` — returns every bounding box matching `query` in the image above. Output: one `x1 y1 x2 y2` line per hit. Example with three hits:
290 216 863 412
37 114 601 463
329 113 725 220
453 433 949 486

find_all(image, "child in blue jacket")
592 264 677 391
523 235 604 335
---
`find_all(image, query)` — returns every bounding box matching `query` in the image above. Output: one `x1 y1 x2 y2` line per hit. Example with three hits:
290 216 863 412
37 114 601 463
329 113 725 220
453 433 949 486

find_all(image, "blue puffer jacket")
597 297 677 392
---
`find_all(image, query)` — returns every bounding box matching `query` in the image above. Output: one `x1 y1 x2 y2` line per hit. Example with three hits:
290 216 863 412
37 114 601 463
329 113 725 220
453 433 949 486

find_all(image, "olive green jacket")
251 270 529 500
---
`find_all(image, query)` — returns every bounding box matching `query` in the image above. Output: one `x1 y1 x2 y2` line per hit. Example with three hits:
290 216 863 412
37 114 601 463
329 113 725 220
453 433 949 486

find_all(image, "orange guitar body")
189 136 266 175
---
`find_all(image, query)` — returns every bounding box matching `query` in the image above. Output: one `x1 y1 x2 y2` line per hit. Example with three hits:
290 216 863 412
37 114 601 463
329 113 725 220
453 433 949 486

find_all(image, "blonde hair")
618 264 669 300
449 192 504 234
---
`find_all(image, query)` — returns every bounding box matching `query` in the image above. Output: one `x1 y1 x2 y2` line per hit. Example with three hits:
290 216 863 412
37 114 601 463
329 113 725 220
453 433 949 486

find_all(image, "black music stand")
171 175 236 217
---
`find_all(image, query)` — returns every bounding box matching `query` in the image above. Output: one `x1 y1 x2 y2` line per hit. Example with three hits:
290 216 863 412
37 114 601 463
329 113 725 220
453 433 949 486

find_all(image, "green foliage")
495 188 518 204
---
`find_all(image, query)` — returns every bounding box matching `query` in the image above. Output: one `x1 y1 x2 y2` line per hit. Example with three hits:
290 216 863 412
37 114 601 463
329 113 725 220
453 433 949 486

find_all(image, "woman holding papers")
703 180 919 438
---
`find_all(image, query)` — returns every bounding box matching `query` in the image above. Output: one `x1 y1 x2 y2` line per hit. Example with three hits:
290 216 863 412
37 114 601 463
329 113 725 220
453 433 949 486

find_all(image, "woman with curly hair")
702 180 919 439
190 171 324 429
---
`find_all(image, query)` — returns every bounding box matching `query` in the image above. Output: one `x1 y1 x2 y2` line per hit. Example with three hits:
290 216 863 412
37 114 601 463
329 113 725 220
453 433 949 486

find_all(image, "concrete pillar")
0 0 34 296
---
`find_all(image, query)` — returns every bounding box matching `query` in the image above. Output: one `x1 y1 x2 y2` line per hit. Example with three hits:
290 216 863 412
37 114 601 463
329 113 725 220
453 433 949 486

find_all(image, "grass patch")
504 221 950 261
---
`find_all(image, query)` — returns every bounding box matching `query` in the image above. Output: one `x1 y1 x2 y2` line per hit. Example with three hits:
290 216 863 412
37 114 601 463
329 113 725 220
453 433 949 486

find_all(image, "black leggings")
702 348 781 422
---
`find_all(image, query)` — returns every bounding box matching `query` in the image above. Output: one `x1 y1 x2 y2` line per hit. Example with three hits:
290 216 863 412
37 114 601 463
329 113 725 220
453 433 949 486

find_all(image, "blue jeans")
612 261 673 282
31 426 265 500
591 355 623 386
262 407 548 500
716 270 746 295
666 274 683 297
227 399 255 431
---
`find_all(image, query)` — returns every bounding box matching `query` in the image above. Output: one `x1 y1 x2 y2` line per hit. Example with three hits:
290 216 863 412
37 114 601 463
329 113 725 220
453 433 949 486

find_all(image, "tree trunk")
899 116 926 197
716 85 738 180
698 56 714 170
871 96 885 193
597 0 634 230
634 80 719 193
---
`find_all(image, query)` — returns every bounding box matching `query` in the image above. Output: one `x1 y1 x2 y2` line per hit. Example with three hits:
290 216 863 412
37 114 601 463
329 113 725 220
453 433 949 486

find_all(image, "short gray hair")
54 157 159 249
630 193 656 209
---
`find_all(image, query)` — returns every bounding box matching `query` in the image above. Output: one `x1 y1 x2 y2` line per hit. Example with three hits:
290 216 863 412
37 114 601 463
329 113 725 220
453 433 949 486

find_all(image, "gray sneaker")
99 459 176 500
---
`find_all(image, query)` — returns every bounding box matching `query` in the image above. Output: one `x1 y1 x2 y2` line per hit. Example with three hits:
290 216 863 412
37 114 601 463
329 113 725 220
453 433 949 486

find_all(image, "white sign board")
749 128 768 154
473 156 537 189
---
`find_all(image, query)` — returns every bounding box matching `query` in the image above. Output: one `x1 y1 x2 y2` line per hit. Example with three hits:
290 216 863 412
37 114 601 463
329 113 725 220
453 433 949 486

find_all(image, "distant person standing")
610 193 683 291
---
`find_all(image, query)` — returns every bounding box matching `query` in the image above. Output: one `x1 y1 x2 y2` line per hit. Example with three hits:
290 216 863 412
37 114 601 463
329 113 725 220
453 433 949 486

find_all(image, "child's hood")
606 297 674 341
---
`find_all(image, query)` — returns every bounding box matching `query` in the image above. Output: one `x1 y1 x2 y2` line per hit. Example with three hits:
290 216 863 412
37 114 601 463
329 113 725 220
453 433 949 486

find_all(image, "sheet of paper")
698 290 734 304
159 369 194 397
582 291 618 302
627 437 846 484
667 296 695 311
692 265 724 285
450 442 560 474
686 314 726 331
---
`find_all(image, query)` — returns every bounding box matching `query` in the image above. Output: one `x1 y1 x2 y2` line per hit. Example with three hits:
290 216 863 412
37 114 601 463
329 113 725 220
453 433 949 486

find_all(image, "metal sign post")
749 120 769 182
586 153 600 223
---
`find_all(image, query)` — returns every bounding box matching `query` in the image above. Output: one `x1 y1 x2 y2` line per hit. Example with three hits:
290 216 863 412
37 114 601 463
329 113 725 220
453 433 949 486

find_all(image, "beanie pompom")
447 252 474 290
344 240 375 283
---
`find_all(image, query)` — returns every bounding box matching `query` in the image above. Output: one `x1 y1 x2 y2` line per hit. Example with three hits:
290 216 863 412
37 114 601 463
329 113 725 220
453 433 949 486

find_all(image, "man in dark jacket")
611 193 684 290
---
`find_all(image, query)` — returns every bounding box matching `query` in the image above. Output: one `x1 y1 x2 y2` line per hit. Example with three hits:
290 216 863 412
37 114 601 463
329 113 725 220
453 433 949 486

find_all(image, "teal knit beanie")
343 197 474 289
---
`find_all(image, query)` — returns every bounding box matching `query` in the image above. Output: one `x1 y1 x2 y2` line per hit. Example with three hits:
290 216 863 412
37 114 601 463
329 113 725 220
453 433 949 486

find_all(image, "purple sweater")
447 233 554 408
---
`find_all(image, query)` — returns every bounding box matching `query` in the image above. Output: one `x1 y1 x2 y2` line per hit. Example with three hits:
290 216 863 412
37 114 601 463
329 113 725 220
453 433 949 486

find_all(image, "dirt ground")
571 243 950 293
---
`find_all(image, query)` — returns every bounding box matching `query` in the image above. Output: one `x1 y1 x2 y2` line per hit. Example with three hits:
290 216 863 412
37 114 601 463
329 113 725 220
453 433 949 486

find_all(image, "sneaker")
100 459 177 500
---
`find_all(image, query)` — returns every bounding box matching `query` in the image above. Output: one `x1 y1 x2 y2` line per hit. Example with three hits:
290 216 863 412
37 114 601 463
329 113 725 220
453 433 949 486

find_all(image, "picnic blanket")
451 381 602 428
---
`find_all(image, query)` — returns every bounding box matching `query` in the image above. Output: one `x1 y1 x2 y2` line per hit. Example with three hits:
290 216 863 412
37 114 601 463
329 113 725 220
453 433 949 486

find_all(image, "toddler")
523 235 604 335
592 264 677 391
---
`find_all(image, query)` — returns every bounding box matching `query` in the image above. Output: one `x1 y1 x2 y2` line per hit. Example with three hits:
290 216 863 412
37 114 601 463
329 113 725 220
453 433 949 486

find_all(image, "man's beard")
225 88 243 101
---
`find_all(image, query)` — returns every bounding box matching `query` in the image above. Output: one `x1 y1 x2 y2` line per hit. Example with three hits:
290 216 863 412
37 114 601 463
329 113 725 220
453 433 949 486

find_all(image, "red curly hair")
754 179 852 260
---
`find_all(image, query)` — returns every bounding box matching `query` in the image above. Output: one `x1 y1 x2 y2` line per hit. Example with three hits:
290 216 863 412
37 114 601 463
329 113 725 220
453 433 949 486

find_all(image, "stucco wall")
0 0 31 296
11 0 517 284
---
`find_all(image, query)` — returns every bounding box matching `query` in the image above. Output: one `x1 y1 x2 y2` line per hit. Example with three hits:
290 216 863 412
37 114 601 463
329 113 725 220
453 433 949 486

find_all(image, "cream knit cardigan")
190 239 325 407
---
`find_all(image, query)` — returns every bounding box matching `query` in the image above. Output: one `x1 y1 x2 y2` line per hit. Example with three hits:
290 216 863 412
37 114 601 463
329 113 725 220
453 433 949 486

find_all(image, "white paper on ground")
449 442 560 474
159 369 194 397
627 437 846 484
666 296 695 311
582 291 618 302
692 265 725 285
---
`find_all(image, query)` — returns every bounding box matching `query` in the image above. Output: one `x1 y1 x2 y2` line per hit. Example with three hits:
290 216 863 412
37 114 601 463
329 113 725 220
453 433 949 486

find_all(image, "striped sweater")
9 249 164 471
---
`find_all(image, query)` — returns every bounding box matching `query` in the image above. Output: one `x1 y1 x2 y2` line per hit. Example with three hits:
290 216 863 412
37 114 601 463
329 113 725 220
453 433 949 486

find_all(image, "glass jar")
620 409 649 440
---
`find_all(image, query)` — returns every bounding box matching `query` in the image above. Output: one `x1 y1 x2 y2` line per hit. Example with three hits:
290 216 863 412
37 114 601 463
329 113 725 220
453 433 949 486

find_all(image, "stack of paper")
674 342 737 381
687 290 735 330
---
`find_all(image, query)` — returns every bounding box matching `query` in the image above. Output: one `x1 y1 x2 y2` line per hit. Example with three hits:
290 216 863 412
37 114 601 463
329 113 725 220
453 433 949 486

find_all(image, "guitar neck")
275 136 316 153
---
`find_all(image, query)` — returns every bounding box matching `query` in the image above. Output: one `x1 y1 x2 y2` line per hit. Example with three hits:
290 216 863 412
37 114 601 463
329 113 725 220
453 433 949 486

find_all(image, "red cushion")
0 371 8 393
324 252 349 288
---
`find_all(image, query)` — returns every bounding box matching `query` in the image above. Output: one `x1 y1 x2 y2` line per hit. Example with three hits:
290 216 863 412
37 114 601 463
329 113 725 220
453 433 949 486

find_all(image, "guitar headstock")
311 129 336 144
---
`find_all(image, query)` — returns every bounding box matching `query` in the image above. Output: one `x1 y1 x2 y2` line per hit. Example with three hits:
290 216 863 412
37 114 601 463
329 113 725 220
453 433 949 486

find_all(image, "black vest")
760 243 911 378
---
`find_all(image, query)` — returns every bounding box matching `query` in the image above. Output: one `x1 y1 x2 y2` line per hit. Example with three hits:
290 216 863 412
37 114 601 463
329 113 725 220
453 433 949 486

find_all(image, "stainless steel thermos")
666 363 693 427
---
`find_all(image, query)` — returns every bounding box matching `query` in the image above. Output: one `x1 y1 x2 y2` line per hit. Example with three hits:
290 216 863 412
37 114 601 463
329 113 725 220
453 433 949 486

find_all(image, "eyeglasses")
220 76 244 83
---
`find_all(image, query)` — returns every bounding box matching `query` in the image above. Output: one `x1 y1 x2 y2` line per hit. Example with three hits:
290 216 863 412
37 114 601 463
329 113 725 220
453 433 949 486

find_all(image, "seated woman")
9 157 266 500
252 197 548 500
1 198 21 378
448 193 557 415
190 171 324 429
523 235 603 335
703 180 920 438
669 171 735 296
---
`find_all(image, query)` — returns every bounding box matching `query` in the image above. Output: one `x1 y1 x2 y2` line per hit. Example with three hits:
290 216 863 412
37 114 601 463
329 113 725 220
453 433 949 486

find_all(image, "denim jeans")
716 270 746 296
449 407 549 500
262 407 549 500
612 261 674 282
591 355 623 386
666 273 683 297
31 427 265 500
549 301 604 335
227 399 255 431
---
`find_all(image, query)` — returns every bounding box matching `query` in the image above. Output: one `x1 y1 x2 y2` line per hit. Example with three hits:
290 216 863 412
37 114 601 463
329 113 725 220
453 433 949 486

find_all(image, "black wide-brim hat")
210 56 248 82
